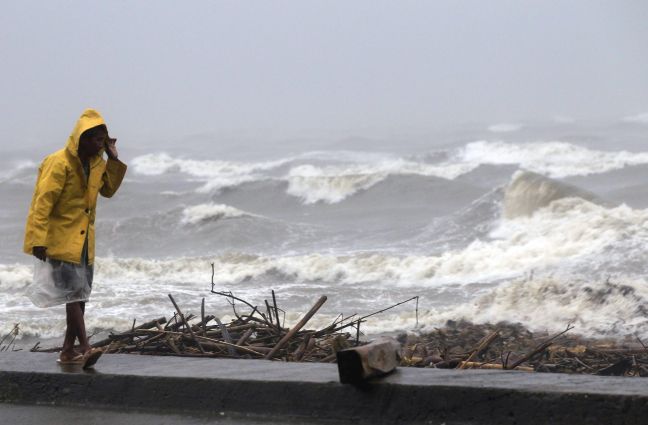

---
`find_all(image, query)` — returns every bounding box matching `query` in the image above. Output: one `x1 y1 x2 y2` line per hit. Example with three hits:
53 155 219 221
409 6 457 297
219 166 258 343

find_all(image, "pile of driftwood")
400 320 648 377
33 292 415 362
28 289 648 378
92 293 353 361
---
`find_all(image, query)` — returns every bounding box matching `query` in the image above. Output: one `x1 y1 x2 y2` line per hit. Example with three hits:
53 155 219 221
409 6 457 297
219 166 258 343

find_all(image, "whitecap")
434 274 648 338
130 142 648 204
181 203 254 225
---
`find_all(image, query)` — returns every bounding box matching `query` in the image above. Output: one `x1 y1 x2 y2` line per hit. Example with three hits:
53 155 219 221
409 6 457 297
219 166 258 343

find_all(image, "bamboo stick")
136 329 265 356
168 294 206 354
459 330 499 369
264 296 327 360
215 317 236 357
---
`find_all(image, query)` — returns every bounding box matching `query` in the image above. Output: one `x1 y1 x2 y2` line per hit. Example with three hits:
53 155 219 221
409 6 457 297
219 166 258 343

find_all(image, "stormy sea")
2 120 648 342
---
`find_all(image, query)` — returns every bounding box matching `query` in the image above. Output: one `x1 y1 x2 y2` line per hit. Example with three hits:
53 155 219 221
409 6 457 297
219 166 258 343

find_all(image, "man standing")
24 108 127 366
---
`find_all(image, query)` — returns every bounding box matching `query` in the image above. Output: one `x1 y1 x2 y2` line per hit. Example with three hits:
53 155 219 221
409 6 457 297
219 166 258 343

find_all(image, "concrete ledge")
1 352 648 424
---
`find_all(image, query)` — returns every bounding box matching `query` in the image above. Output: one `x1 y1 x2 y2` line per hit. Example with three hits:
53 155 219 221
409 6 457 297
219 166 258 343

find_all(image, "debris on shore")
401 319 648 377
28 291 648 377
33 292 366 362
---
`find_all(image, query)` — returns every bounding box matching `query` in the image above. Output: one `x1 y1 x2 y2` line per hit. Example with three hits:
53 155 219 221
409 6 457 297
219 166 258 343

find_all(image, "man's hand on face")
105 137 119 160
33 246 47 262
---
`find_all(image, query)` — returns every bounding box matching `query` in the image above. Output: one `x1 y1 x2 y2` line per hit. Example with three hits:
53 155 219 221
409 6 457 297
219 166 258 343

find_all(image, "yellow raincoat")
23 109 127 264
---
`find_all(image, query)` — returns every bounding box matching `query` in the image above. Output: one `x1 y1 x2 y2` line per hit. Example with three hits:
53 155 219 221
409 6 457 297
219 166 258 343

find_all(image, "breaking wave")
456 140 648 178
130 141 648 204
438 275 648 338
181 203 255 225
503 170 600 218
76 195 648 286
6 186 648 338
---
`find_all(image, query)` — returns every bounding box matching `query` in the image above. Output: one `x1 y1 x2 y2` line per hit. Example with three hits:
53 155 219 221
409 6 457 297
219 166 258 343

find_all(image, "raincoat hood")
65 108 106 157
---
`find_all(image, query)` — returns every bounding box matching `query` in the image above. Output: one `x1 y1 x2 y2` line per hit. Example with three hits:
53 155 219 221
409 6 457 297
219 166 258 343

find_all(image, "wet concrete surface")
0 402 339 425
1 352 648 424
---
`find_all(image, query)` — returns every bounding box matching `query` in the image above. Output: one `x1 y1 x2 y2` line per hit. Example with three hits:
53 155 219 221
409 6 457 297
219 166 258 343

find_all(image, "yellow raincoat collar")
65 108 106 163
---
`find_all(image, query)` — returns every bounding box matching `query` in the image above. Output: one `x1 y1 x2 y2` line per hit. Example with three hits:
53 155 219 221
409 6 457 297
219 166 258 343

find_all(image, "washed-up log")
236 327 255 346
337 337 401 384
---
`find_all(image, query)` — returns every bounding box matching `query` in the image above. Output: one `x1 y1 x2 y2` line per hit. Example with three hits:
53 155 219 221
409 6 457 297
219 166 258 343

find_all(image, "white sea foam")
181 203 253 225
456 140 648 178
6 191 648 338
194 174 263 193
286 141 648 203
622 112 648 124
0 263 32 290
286 164 388 204
488 123 523 133
503 170 599 218
131 152 286 177
85 198 648 285
285 160 475 203
131 152 288 192
435 275 648 338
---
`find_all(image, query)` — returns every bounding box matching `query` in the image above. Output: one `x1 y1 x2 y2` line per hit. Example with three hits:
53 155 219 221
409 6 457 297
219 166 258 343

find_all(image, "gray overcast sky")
1 1 647 147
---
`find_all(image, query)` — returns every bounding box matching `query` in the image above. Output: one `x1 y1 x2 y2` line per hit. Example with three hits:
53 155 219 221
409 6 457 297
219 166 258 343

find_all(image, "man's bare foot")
58 351 84 364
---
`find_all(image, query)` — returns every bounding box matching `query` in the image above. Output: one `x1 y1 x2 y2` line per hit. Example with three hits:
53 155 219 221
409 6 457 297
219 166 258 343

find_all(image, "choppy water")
2 121 648 340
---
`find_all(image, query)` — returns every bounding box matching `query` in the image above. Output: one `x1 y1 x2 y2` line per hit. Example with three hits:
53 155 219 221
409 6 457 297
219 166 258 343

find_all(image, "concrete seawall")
1 352 647 424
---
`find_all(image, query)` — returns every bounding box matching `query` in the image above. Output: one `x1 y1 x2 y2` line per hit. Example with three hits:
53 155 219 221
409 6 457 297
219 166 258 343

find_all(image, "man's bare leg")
60 305 79 362
67 302 91 354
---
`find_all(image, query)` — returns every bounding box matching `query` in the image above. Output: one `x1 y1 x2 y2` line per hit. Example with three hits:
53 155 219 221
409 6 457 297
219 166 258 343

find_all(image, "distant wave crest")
503 170 600 218
130 141 648 204
181 203 254 225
